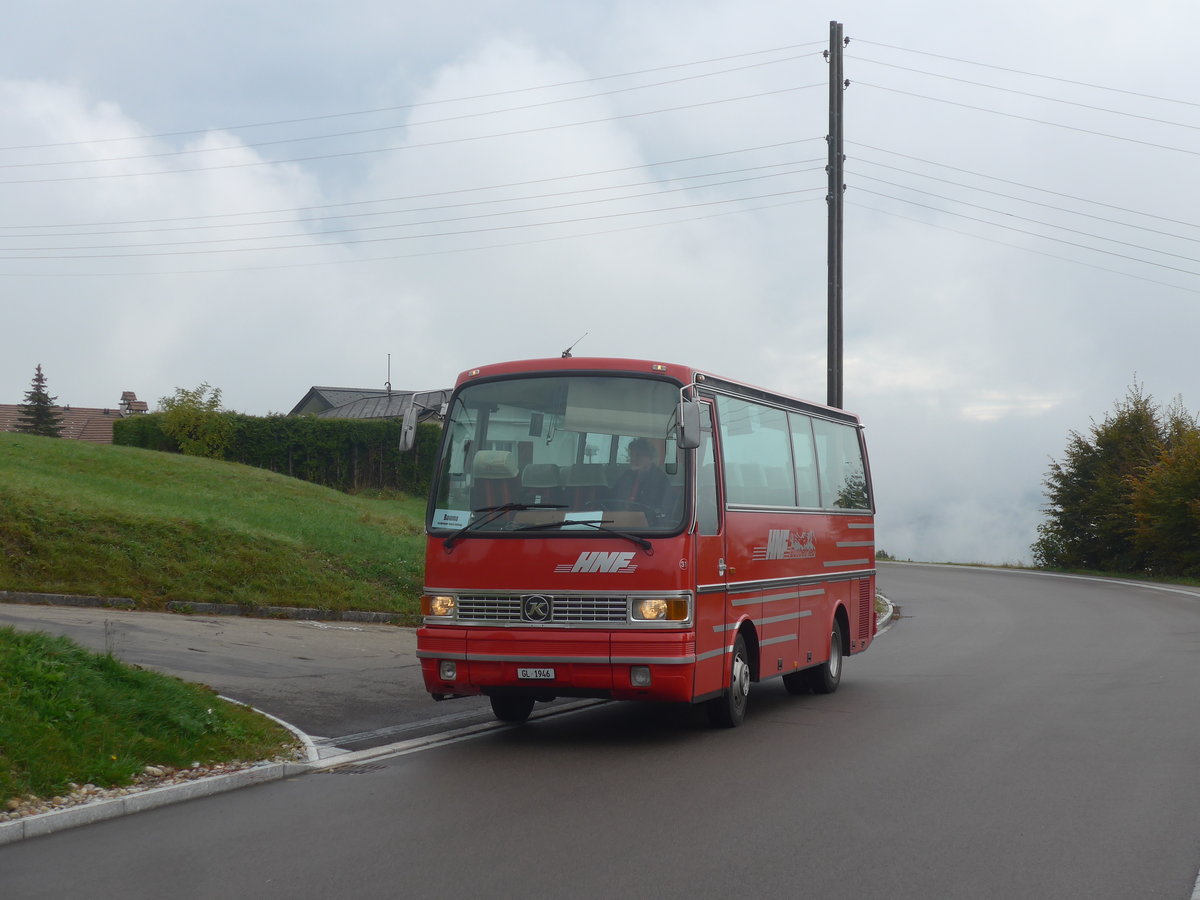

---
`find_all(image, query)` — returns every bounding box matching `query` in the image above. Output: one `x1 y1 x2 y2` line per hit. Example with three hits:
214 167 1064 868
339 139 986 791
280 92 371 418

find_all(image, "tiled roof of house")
0 391 148 444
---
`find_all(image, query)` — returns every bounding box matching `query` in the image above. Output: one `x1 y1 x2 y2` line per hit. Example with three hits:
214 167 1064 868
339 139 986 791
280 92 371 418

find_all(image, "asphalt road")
4 564 1200 898
0 603 494 750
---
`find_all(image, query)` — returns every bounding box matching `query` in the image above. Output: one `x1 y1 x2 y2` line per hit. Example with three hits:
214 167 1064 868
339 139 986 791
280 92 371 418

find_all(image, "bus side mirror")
676 400 701 450
399 408 417 452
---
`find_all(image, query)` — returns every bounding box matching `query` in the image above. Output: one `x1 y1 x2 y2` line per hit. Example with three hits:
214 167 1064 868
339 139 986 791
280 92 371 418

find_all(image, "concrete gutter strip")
0 762 308 847
0 701 600 846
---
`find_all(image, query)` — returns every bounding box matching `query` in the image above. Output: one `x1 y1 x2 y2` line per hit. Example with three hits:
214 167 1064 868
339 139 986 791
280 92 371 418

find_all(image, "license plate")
518 667 555 680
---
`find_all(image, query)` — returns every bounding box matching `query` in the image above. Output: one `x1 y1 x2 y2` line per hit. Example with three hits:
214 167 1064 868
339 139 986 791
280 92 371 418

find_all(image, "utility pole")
826 21 846 409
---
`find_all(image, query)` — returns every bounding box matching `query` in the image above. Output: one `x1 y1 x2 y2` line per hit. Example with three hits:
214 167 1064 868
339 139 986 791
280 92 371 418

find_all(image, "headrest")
472 450 518 479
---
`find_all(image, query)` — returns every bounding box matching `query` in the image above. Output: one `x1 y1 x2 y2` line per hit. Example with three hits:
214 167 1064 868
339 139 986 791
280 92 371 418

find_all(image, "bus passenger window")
811 418 871 510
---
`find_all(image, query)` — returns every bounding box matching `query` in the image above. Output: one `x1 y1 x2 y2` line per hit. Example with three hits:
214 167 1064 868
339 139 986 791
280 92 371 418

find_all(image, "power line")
850 174 1200 265
0 84 825 186
848 141 1200 231
855 186 1200 278
0 187 826 260
0 158 826 240
0 54 824 170
0 42 827 153
0 141 823 230
848 158 1200 246
852 38 1200 110
849 200 1200 296
853 81 1200 158
1 167 824 251
849 54 1200 133
0 197 823 277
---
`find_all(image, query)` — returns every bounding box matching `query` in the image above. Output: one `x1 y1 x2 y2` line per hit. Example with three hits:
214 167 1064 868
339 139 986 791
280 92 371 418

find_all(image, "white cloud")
3 0 1199 565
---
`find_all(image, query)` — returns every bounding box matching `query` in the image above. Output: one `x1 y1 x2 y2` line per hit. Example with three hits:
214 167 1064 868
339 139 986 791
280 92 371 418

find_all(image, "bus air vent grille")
857 580 872 641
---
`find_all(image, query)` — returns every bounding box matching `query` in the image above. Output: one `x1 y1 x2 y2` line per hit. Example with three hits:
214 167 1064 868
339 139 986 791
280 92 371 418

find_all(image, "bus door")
692 400 728 700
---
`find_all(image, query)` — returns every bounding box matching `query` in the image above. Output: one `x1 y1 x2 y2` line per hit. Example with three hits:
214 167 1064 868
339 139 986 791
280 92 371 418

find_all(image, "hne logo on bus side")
754 529 817 561
555 551 639 574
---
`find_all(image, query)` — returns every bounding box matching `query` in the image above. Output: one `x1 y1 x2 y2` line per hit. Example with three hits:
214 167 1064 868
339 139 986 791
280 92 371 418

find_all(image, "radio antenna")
561 332 588 358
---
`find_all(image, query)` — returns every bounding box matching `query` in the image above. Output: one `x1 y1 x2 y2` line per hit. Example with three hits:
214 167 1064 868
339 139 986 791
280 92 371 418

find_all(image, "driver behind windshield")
610 437 669 514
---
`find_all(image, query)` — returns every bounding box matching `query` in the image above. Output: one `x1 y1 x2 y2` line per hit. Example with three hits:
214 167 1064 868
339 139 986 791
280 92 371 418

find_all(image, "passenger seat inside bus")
470 450 520 509
564 463 608 508
520 463 563 506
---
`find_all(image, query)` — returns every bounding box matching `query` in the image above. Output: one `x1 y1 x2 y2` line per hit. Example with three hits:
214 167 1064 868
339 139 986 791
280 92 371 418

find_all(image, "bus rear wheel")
706 634 750 728
490 695 535 724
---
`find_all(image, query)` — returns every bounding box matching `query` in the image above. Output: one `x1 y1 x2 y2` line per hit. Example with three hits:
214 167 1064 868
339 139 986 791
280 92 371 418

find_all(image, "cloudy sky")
3 1 1198 564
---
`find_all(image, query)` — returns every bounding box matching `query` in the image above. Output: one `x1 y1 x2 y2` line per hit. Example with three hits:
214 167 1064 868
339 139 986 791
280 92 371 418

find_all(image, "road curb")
0 700 603 845
0 761 308 847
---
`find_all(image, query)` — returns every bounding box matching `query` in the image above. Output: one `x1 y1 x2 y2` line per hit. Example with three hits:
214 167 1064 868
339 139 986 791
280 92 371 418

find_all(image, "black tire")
809 617 844 695
781 668 809 695
706 634 751 728
490 694 535 724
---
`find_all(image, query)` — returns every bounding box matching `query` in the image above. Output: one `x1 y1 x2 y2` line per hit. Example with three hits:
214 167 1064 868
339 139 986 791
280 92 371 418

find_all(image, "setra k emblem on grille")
522 594 553 622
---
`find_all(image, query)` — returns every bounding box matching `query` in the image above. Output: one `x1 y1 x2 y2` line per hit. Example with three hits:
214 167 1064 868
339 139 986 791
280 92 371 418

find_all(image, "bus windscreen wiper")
514 519 652 553
442 503 566 550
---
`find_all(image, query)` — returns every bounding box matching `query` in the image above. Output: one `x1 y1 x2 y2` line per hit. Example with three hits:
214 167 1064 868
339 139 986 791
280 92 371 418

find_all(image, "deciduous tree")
157 383 233 459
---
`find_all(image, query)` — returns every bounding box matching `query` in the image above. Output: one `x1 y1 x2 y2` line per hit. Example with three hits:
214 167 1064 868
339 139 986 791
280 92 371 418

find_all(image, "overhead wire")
848 142 1200 231
0 53 826 170
0 186 827 260
1 166 825 252
852 81 1200 158
849 200 1200 296
0 84 826 185
849 174 1200 266
853 186 1200 279
852 38 1200 110
0 196 825 276
848 158 1200 247
848 54 1200 132
0 140 824 231
0 155 826 239
0 41 827 153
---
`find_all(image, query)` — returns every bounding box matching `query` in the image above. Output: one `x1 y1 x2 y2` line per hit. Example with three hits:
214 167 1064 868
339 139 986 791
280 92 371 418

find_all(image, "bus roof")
454 357 861 426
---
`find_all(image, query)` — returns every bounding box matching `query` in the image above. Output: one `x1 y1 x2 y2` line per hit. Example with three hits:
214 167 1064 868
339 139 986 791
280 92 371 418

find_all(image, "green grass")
0 432 427 620
0 626 297 804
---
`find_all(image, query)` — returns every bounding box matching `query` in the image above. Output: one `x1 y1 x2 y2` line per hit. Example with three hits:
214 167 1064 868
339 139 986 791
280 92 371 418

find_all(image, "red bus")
415 357 876 727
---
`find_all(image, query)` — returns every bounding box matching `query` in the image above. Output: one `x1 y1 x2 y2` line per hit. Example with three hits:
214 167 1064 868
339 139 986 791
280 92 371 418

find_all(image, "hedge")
114 413 441 496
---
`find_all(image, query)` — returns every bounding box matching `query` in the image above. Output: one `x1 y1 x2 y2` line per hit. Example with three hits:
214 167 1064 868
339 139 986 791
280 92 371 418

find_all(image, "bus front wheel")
490 695 535 724
707 634 750 728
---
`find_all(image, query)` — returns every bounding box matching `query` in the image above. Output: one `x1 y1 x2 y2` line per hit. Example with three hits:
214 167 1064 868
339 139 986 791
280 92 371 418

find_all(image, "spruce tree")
16 364 64 437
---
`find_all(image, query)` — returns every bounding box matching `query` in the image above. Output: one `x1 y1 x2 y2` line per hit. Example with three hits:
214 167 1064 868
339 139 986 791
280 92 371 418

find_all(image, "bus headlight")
632 597 689 621
422 594 456 617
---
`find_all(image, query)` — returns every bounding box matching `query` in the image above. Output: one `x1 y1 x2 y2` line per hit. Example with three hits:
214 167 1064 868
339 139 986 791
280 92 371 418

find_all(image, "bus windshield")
429 375 687 535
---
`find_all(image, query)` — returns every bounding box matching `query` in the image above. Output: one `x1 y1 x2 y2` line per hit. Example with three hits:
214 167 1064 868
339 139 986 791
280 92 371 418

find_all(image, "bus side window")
715 394 796 507
811 418 871 510
789 414 822 508
697 404 719 535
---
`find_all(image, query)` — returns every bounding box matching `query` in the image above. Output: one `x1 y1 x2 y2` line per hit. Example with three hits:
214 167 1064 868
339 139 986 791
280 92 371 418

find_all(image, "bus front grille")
456 595 628 624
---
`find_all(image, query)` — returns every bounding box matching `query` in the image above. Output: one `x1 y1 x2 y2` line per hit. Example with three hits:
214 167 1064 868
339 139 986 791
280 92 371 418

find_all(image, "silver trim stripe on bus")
696 568 877 595
415 651 697 666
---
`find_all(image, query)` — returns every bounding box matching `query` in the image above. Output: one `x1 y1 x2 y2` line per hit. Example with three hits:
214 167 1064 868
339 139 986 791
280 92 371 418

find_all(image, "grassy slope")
1 626 297 804
0 432 427 619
